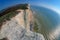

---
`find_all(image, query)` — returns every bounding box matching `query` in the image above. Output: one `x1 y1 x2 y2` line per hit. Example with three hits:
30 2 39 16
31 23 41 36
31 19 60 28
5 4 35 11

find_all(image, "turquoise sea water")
31 5 60 40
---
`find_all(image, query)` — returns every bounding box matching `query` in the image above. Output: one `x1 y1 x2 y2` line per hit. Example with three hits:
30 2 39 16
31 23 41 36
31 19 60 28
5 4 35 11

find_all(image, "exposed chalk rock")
0 18 45 40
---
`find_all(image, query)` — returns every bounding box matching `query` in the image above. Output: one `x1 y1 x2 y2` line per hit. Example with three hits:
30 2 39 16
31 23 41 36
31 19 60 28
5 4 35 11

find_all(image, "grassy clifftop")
0 4 28 29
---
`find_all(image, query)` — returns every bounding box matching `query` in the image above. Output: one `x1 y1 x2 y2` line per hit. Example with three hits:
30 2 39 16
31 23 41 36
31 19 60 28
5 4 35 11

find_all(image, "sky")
0 0 60 11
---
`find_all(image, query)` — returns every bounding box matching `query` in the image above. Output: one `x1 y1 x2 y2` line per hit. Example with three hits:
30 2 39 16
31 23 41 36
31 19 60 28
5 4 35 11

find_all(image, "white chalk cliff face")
0 9 45 40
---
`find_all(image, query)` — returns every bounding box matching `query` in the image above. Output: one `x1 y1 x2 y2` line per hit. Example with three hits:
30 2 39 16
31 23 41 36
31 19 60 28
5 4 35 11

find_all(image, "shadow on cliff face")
0 37 8 40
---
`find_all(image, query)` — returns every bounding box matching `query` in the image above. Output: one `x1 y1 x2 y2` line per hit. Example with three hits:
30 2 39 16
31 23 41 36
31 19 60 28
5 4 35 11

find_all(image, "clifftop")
0 4 29 29
0 4 29 17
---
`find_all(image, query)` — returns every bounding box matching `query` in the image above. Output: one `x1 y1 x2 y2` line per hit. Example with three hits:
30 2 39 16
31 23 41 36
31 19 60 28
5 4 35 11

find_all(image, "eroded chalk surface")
0 18 45 40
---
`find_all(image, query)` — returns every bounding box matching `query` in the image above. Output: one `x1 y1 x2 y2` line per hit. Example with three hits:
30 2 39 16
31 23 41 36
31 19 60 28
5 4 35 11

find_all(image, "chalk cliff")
0 4 45 40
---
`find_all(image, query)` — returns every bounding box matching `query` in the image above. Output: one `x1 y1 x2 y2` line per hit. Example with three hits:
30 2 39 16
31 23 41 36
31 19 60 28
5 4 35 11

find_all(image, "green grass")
0 11 17 26
33 21 39 33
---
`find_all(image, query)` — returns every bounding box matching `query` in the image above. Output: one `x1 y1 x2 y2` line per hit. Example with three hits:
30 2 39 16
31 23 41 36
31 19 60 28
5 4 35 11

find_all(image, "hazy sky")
0 0 60 10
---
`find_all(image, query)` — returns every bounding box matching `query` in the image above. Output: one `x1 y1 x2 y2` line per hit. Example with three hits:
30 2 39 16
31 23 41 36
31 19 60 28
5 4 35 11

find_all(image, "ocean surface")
31 5 60 40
